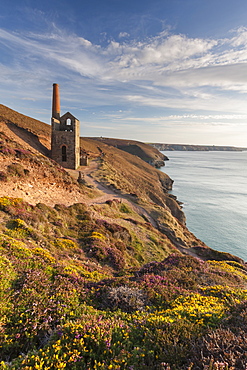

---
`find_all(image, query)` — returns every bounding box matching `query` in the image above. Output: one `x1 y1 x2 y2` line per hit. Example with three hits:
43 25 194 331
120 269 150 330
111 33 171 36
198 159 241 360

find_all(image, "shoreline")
151 143 247 151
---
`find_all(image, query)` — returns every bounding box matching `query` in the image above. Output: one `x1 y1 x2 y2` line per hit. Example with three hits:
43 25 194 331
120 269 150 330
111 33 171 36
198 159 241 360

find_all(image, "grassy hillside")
89 137 168 167
0 106 247 369
86 141 185 222
0 105 185 223
0 104 51 138
0 196 247 369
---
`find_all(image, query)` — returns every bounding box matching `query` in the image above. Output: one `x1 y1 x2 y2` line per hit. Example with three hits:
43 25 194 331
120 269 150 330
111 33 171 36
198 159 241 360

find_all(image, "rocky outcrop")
165 195 186 225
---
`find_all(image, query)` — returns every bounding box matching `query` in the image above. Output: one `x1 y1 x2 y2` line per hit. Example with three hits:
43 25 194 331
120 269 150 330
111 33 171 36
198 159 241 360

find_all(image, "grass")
119 203 132 214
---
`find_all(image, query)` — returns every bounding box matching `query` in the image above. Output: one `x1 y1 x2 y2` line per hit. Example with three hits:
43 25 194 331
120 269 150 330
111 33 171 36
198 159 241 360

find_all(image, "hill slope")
91 137 168 167
0 105 183 222
0 105 247 369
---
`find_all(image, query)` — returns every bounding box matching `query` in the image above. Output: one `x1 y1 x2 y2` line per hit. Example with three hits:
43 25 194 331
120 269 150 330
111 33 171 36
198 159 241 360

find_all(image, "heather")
0 93 247 370
0 197 246 369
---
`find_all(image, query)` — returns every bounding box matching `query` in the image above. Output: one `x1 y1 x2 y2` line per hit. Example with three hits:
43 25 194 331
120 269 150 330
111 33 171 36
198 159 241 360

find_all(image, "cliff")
90 137 168 167
0 105 247 369
0 104 243 259
151 143 247 151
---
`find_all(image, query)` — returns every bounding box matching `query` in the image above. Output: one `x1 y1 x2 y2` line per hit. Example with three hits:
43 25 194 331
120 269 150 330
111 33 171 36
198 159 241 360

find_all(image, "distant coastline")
150 143 247 151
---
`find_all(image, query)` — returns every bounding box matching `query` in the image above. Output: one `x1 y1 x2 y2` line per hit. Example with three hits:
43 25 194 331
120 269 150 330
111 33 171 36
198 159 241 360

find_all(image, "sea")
160 150 247 262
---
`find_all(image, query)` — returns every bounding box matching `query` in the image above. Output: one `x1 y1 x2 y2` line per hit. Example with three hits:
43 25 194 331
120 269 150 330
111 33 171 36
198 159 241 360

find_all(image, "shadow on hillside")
6 121 50 157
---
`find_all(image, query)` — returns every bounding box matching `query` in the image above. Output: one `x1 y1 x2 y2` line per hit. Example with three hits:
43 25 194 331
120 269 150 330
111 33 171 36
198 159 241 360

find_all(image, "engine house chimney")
52 83 60 119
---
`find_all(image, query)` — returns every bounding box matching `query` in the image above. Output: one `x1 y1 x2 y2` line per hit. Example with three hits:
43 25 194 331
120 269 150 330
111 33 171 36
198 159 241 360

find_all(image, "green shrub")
0 256 16 322
119 203 132 214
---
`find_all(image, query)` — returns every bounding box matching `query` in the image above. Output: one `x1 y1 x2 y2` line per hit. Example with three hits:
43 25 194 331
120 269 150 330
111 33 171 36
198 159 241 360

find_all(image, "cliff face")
151 143 247 151
0 118 205 267
1 105 247 370
0 104 243 260
0 105 206 253
90 137 169 167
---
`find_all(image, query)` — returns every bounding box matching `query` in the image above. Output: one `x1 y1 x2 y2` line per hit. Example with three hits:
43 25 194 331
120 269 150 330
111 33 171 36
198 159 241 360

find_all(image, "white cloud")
139 34 217 64
78 37 93 47
1 24 247 137
230 27 247 47
120 114 247 122
119 32 130 38
159 63 247 94
124 90 247 115
0 25 246 87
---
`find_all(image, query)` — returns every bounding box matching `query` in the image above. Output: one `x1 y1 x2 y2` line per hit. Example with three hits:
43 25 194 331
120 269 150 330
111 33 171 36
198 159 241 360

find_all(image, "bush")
6 163 26 178
0 145 16 156
119 203 132 214
102 285 148 312
0 255 16 322
15 149 31 159
190 327 247 369
86 237 126 270
0 171 8 181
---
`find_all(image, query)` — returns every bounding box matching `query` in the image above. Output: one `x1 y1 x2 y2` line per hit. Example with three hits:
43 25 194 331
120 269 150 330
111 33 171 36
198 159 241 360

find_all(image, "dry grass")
0 104 51 138
89 137 168 164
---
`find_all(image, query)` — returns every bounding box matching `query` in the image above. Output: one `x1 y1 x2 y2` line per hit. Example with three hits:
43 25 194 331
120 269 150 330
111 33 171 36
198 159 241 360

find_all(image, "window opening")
62 145 67 162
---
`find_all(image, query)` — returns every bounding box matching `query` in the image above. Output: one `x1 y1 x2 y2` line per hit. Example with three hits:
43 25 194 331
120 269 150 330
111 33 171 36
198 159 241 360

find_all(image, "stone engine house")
51 83 80 170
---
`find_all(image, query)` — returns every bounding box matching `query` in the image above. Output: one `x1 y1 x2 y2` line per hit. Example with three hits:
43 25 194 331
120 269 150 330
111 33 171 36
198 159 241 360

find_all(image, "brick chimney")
52 83 60 119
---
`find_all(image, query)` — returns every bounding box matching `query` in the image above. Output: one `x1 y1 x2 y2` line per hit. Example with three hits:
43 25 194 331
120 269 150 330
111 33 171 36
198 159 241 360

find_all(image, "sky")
1 0 247 146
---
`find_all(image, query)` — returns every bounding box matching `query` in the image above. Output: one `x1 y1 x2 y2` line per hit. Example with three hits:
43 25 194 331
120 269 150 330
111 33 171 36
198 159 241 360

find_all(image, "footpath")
67 160 158 228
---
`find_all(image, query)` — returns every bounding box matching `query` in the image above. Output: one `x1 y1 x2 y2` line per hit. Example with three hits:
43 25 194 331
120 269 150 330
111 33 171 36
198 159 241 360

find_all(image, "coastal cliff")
90 137 168 167
0 103 242 259
1 104 247 369
151 143 247 151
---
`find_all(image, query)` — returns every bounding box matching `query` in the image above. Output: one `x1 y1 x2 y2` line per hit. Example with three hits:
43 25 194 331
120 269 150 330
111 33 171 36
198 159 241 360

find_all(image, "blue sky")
1 0 247 146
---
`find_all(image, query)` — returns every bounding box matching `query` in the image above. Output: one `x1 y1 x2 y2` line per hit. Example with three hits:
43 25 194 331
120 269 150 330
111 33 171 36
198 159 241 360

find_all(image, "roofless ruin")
51 83 80 170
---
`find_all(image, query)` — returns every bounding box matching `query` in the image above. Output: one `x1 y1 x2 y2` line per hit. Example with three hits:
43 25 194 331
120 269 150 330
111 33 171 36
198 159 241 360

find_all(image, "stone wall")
51 113 80 170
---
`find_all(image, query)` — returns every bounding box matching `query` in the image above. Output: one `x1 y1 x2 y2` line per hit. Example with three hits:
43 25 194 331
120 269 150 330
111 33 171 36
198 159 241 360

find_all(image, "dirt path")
79 165 197 255
67 160 159 228
0 121 158 228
